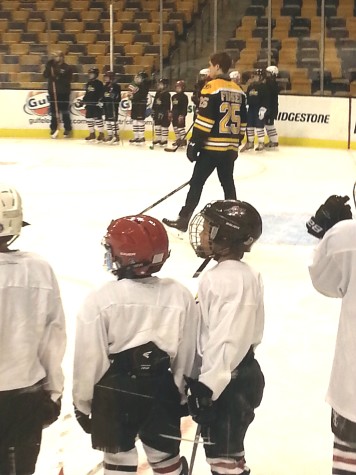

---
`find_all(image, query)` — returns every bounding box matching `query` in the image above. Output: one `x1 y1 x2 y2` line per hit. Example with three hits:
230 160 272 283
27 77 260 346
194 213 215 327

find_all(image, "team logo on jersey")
70 92 86 117
23 91 50 116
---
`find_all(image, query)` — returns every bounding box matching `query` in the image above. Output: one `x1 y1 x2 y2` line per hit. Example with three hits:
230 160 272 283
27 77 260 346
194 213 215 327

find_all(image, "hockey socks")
333 436 356 474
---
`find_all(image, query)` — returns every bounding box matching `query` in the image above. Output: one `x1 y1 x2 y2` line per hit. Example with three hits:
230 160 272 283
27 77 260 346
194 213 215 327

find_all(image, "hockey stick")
192 257 211 278
353 181 356 209
164 122 194 153
188 424 201 475
149 117 155 150
51 67 61 139
139 180 190 214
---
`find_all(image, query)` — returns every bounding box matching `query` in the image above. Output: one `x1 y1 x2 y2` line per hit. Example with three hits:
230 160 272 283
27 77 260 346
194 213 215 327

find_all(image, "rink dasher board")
0 90 355 149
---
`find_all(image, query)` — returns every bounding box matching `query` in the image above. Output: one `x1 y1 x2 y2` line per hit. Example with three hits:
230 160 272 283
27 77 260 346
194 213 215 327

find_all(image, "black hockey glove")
74 407 92 434
42 392 61 428
184 376 215 425
186 141 201 162
306 195 352 239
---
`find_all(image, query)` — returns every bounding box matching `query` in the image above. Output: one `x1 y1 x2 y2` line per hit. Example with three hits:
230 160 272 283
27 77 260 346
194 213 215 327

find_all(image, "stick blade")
164 147 178 153
51 129 59 139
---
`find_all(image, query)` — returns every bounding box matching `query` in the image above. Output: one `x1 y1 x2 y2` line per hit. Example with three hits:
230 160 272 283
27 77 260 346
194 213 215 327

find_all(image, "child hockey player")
191 68 210 119
82 67 105 142
102 70 121 144
128 71 150 144
170 80 189 148
240 69 268 152
0 184 66 475
306 194 355 475
187 199 265 475
151 78 171 147
73 214 198 475
264 65 279 148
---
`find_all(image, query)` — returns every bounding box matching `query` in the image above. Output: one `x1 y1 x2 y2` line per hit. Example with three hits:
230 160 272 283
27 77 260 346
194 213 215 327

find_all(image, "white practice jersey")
309 219 356 422
197 259 265 400
0 251 66 401
73 276 198 415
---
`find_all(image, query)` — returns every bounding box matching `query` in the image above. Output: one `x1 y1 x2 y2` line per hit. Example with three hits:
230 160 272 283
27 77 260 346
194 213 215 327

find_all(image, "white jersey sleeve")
197 260 264 400
308 219 356 422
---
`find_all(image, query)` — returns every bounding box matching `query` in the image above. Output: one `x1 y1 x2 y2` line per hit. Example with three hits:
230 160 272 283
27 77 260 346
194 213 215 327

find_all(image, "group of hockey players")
6 51 355 475
81 68 122 144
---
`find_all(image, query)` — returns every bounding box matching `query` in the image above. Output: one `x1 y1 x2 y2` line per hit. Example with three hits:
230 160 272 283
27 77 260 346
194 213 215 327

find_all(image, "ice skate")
266 141 279 149
136 137 145 145
85 132 96 141
160 140 168 147
109 134 119 144
51 129 59 139
96 132 105 143
240 141 254 152
255 142 265 151
178 138 187 147
63 130 72 139
162 216 189 233
152 139 161 145
129 137 138 144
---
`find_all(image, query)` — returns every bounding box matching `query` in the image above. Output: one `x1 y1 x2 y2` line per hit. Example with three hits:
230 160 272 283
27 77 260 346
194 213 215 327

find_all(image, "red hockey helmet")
103 215 170 277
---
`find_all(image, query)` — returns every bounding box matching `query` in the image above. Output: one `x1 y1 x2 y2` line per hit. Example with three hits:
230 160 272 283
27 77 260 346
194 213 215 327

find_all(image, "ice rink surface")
1 137 356 475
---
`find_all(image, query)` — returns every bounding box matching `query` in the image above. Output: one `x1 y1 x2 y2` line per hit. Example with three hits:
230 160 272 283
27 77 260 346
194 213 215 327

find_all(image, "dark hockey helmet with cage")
253 68 265 81
103 215 170 278
175 80 186 91
189 200 262 259
103 70 115 82
134 71 149 85
88 67 99 79
158 77 169 90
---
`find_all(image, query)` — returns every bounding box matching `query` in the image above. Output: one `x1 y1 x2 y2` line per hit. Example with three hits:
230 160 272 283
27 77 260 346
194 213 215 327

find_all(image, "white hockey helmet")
199 68 209 77
266 65 279 76
229 70 241 82
0 184 26 238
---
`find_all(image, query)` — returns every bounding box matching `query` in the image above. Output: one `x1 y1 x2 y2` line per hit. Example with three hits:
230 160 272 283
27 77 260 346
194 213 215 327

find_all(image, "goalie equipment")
266 65 279 77
88 67 99 79
103 215 169 278
189 200 262 259
0 184 28 239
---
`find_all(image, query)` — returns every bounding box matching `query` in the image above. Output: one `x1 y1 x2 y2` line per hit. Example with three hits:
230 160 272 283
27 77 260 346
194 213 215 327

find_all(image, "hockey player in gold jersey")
163 51 247 233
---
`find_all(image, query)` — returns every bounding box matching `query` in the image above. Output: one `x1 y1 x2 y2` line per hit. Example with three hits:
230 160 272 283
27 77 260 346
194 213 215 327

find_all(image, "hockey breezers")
164 123 194 153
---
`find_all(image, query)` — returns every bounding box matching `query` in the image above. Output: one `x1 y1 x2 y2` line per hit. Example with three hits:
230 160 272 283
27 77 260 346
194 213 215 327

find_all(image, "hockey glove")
186 141 201 162
42 392 61 428
97 101 104 108
306 195 352 239
258 107 267 120
74 407 92 434
184 376 215 425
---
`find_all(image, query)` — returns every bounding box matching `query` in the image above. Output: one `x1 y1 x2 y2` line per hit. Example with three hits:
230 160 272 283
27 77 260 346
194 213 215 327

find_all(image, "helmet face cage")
158 78 169 90
190 200 262 259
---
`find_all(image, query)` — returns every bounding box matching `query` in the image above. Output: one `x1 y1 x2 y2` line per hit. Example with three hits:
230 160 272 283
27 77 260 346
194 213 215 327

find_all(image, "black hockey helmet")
189 200 262 259
253 68 265 80
158 77 169 89
88 67 99 78
134 71 149 84
104 70 115 82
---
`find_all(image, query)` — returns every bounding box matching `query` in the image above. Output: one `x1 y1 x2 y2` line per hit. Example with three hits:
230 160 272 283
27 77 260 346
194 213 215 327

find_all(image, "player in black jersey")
102 71 121 144
128 71 150 144
264 66 279 148
82 68 105 142
152 78 171 147
170 80 189 148
163 51 247 232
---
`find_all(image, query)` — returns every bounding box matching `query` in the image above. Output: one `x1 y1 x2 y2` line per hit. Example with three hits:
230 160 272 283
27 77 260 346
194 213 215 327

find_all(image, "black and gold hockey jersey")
192 76 247 154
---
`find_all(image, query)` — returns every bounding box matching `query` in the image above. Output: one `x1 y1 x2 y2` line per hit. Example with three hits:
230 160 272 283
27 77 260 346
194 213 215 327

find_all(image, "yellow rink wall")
0 90 355 149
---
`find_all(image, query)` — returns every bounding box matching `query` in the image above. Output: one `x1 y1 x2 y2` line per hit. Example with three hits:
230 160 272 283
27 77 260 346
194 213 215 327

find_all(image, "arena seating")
229 0 356 96
0 0 206 90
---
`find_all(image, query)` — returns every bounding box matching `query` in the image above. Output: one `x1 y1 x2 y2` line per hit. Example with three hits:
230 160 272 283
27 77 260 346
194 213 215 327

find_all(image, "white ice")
1 137 356 475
